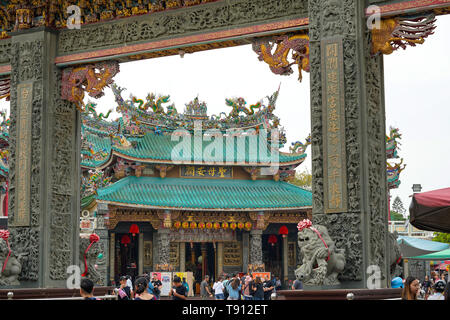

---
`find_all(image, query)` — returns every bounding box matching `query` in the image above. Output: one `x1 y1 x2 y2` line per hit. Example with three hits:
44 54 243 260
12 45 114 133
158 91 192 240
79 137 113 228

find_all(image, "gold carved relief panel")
144 241 152 267
223 241 242 266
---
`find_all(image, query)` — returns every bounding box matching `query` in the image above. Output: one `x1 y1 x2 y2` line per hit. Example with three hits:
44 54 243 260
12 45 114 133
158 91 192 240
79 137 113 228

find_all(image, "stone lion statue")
294 220 345 286
0 237 21 286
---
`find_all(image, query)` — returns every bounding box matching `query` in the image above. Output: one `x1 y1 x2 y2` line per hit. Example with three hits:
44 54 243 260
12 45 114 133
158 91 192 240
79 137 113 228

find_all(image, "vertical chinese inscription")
15 82 33 226
321 39 347 214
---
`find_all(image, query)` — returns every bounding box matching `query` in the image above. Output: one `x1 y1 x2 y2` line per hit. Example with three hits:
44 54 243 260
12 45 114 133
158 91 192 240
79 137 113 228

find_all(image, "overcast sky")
1 15 449 217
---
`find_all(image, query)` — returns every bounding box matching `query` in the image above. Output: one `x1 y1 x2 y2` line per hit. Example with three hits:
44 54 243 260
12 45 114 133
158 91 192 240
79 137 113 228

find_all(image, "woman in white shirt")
213 277 225 300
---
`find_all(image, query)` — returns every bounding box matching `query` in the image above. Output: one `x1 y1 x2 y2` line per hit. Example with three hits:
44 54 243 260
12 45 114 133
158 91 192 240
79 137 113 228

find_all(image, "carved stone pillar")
180 242 186 272
157 228 170 269
242 233 249 273
309 0 389 287
249 230 263 266
217 242 223 277
7 29 80 288
201 243 207 278
282 236 288 284
110 233 115 285
94 202 109 286
138 233 144 275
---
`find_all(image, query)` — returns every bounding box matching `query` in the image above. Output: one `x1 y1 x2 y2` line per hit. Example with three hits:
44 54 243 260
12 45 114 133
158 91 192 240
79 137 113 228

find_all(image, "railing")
273 288 402 300
0 287 116 300
22 295 118 300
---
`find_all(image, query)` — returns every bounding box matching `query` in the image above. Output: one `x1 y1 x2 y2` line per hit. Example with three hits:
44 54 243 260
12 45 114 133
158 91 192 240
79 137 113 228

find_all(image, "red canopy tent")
409 187 450 233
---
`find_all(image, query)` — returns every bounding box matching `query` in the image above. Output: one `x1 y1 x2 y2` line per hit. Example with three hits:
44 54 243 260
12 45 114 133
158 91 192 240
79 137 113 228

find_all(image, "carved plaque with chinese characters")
180 165 232 178
321 38 347 214
144 241 152 267
223 241 242 266
15 83 33 226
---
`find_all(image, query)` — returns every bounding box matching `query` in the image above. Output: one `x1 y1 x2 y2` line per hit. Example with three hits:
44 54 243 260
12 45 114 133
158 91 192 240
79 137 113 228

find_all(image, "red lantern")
245 222 252 230
198 222 206 229
230 222 237 230
222 222 229 229
213 222 220 230
129 224 139 237
173 221 181 229
206 222 213 229
121 235 131 247
237 222 244 230
190 221 197 229
279 225 288 238
182 222 189 229
268 235 278 246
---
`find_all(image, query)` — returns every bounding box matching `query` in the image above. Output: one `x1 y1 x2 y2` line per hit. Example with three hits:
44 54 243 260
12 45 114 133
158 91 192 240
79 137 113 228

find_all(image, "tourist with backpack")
225 277 241 300
222 274 231 300
242 275 253 300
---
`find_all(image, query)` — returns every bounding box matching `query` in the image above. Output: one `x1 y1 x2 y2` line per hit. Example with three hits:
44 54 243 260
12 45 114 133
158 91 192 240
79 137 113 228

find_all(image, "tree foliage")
433 233 450 244
391 196 406 218
390 211 406 221
289 169 312 191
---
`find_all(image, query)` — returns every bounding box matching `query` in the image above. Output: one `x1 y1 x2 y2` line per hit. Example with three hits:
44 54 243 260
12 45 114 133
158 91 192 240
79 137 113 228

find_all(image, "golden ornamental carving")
252 34 310 82
0 77 10 101
61 62 120 112
223 242 242 266
108 209 160 230
371 14 436 55
155 165 174 178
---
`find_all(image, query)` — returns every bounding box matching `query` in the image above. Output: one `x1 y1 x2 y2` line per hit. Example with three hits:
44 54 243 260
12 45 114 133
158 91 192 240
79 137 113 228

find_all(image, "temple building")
80 85 313 287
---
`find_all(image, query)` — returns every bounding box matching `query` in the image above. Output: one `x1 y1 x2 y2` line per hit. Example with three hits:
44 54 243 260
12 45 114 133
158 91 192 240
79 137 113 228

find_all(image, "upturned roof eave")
104 149 307 167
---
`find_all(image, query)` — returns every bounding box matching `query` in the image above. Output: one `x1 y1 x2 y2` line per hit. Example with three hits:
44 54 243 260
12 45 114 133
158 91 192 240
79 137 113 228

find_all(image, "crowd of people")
114 273 190 300
78 272 295 300
79 271 448 301
392 271 449 300
199 273 288 300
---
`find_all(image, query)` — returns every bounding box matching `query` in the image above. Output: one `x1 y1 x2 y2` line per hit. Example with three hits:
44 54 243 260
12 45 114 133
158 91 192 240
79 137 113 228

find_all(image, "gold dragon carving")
252 34 310 82
371 14 436 55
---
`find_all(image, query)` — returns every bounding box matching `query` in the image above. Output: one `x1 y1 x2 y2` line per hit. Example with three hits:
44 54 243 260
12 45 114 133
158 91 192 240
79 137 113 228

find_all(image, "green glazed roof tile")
112 132 306 164
96 176 312 210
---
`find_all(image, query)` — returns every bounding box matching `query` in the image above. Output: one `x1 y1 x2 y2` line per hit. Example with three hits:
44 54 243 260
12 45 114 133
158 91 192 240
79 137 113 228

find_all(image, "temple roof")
96 176 312 211
81 126 308 169
81 86 310 169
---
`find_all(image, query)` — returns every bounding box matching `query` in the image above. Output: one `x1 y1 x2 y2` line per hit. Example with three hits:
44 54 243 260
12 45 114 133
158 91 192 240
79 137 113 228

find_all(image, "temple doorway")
184 242 216 295
114 233 139 282
262 234 283 280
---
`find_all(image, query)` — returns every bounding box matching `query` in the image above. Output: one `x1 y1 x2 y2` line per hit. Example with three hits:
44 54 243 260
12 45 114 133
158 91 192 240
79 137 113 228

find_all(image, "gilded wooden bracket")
61 61 120 112
107 208 160 230
0 77 10 101
371 14 436 55
155 165 174 178
252 34 310 82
